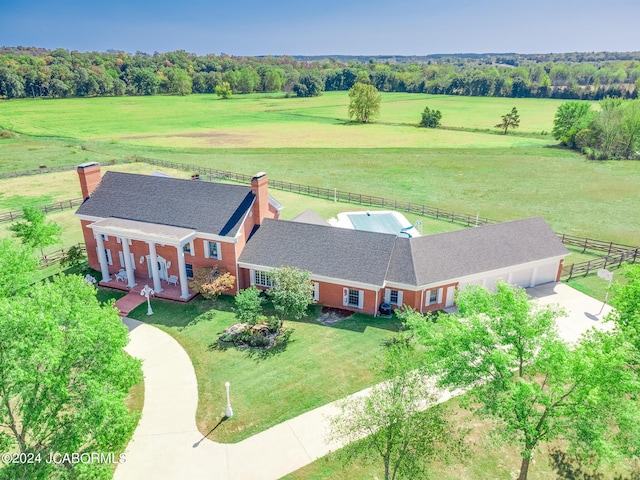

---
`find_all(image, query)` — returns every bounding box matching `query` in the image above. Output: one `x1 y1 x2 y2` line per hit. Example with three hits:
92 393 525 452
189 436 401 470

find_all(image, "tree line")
553 98 640 159
0 47 639 100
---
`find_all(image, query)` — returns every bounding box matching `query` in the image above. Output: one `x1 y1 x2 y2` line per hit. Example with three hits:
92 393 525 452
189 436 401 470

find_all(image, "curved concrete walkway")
115 317 345 480
115 283 614 480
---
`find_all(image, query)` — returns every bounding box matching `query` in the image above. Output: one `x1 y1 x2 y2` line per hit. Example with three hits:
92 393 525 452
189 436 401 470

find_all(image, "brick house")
76 162 281 300
76 163 568 314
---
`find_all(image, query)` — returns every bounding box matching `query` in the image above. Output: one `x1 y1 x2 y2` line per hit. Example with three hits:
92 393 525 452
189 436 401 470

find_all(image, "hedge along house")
76 163 569 313
237 216 569 315
75 163 281 300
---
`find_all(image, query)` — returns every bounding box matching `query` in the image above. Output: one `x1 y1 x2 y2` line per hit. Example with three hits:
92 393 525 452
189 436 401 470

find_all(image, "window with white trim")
105 248 113 266
183 241 194 255
254 270 273 287
348 289 360 307
205 240 222 260
426 288 442 306
389 289 399 305
185 263 194 279
312 282 319 301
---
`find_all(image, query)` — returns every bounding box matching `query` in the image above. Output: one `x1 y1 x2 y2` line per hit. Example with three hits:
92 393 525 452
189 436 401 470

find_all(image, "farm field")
1 93 638 244
0 92 565 149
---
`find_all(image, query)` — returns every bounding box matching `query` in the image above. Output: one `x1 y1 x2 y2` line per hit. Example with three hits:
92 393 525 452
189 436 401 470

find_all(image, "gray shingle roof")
238 219 397 286
387 217 569 286
290 209 330 226
76 172 254 237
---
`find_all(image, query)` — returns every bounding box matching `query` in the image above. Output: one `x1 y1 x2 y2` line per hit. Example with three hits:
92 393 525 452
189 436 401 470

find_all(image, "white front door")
147 255 168 281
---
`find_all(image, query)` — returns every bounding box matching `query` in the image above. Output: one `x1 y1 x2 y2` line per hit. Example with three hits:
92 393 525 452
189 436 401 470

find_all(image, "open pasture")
1 93 639 245
0 92 561 149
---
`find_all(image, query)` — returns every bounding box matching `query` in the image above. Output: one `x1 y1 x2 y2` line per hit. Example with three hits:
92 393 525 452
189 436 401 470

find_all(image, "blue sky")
2 0 639 56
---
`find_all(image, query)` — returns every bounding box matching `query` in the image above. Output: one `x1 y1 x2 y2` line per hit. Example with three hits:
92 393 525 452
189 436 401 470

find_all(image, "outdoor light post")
225 381 233 418
597 269 613 316
140 284 155 316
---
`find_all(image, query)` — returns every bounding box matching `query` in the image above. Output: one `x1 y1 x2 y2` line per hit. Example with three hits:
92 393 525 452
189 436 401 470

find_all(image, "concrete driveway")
527 282 614 343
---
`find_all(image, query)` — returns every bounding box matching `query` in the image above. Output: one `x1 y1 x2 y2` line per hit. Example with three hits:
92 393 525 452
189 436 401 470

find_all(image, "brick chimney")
251 172 269 225
77 162 101 200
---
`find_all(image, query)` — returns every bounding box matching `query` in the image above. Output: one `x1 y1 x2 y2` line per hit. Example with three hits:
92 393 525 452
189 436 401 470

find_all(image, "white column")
95 233 111 282
176 245 190 299
148 241 163 293
121 238 137 288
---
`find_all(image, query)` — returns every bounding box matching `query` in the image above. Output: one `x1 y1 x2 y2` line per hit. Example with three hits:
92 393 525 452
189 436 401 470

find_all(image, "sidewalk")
115 282 614 480
115 317 347 480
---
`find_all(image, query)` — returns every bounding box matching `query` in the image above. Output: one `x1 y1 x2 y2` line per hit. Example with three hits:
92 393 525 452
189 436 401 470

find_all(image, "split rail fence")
2 158 637 276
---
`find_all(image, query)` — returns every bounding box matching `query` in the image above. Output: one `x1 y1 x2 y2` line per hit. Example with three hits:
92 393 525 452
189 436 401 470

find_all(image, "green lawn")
126 295 402 443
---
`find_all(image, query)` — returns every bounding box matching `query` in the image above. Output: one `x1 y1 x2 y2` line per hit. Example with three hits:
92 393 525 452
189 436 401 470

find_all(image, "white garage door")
533 262 558 286
510 268 534 288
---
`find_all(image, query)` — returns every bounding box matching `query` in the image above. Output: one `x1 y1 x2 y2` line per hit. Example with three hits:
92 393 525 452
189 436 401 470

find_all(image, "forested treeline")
0 46 639 100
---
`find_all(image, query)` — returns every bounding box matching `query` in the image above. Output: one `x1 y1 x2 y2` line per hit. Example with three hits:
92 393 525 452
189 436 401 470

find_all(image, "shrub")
189 267 235 300
420 106 442 128
60 244 86 269
234 286 264 325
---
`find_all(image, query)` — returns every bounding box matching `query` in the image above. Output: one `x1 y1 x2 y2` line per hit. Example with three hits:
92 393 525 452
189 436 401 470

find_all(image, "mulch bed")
317 307 353 325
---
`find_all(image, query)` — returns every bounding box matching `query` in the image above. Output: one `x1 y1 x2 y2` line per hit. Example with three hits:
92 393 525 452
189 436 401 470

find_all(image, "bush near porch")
126 294 402 443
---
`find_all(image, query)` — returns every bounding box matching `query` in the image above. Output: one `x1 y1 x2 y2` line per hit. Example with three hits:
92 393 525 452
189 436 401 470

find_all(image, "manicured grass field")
126 295 402 443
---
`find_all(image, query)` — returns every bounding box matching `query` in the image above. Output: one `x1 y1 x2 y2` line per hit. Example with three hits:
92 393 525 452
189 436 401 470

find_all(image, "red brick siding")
423 282 458 312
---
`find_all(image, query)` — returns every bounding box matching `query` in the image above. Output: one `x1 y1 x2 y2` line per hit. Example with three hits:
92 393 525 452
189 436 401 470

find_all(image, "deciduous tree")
348 82 381 124
9 206 61 257
0 274 142 480
552 101 593 147
496 106 520 134
215 81 232 99
608 264 640 358
269 266 314 320
0 239 39 298
403 282 640 480
168 67 192 96
330 339 463 480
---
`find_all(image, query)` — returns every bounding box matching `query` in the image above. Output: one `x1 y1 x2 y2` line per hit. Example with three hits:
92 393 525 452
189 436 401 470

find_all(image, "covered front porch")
89 217 197 301
99 272 195 302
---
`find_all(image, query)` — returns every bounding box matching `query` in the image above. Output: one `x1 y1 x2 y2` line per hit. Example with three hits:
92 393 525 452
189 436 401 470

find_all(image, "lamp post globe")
140 284 155 316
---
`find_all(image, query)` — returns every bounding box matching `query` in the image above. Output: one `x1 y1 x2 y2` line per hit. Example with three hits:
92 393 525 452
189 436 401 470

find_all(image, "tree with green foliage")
552 101 593 147
0 274 142 480
9 206 61 257
608 264 640 359
215 81 232 99
0 239 39 298
60 243 86 270
234 286 264 325
419 106 442 128
269 266 314 320
330 339 463 480
403 282 640 480
168 67 192 96
293 72 324 97
348 82 381 124
262 70 283 92
495 106 520 134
